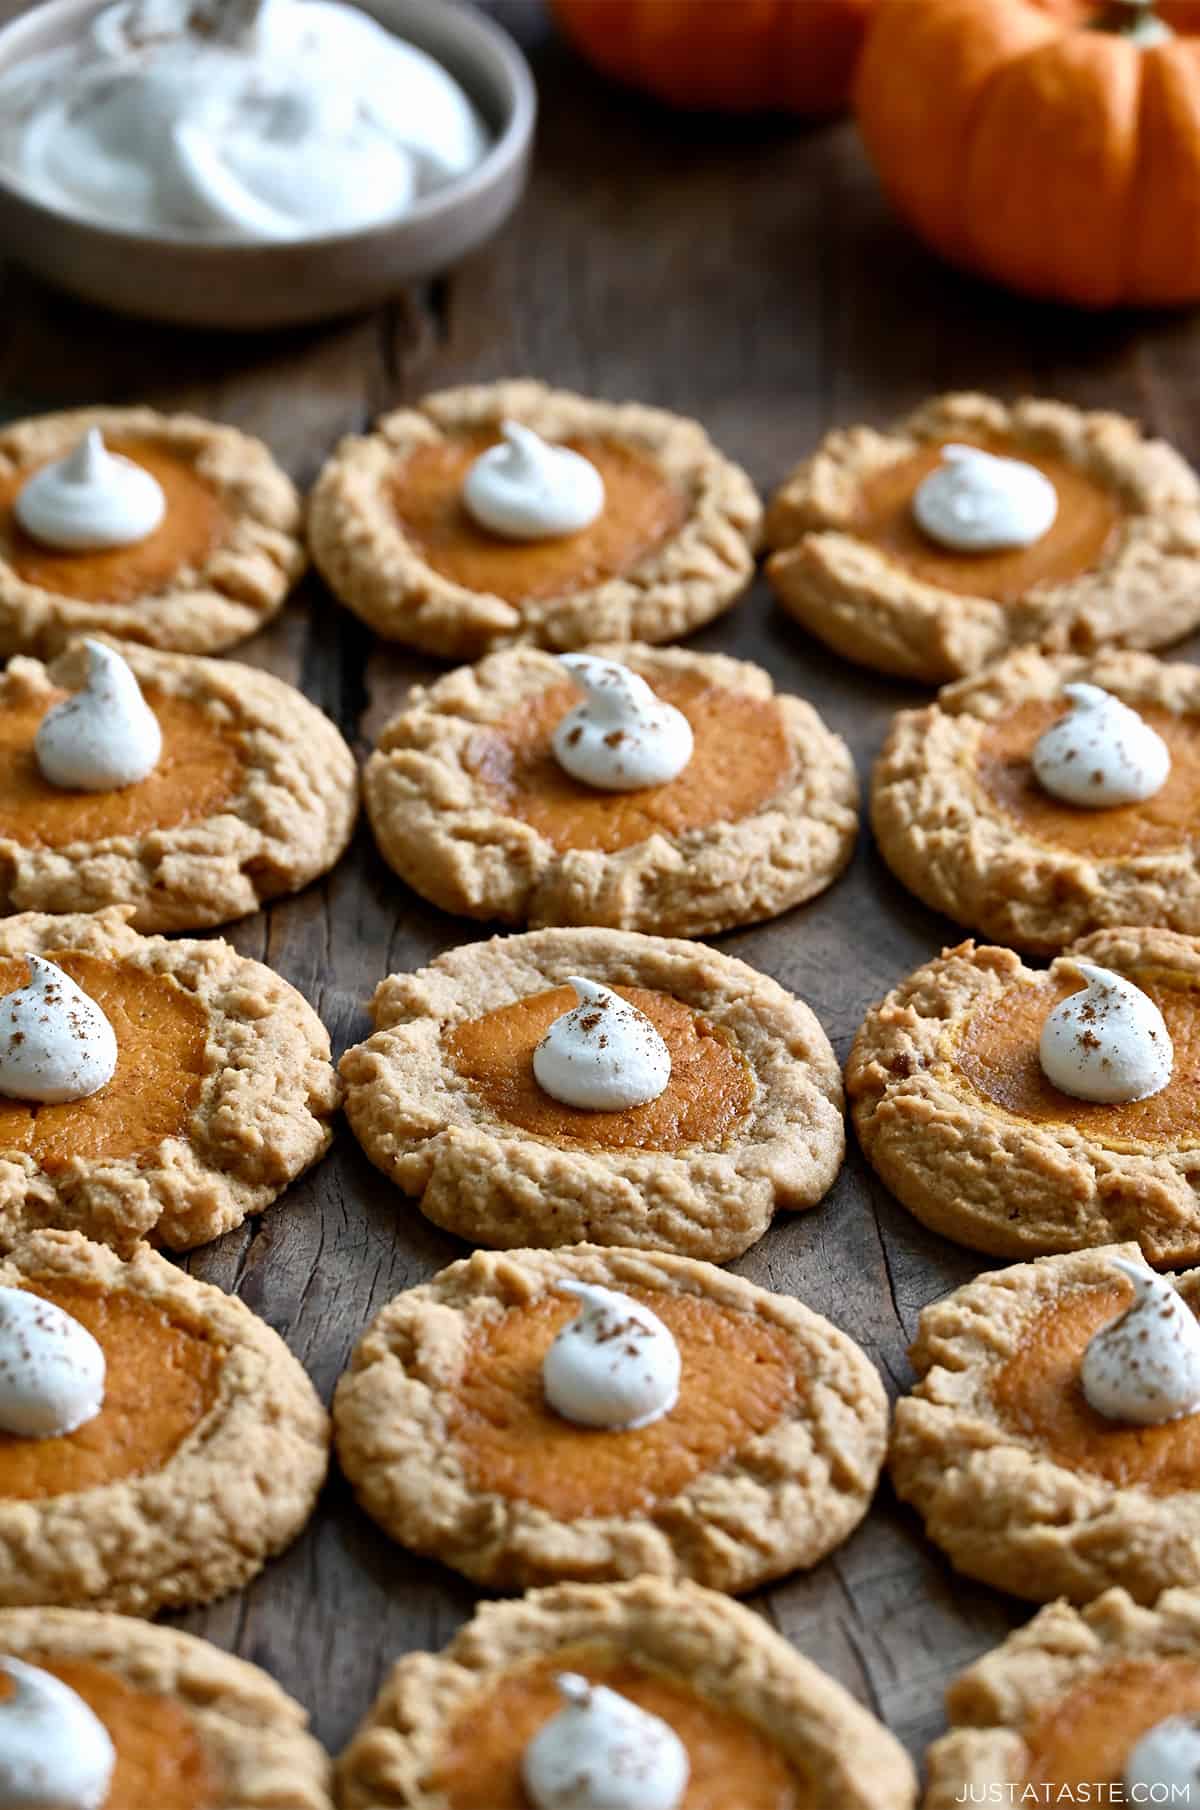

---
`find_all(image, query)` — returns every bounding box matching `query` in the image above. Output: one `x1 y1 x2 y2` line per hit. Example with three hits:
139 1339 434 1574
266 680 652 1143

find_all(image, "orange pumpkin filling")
854 438 1121 600
955 969 1199 1149
976 697 1200 859
0 687 244 851
0 440 226 605
430 1645 805 1810
444 985 755 1152
467 671 794 855
0 951 208 1171
391 434 688 604
0 1277 223 1500
1023 1658 1200 1792
448 1288 797 1518
1 1658 218 1810
992 1281 1200 1494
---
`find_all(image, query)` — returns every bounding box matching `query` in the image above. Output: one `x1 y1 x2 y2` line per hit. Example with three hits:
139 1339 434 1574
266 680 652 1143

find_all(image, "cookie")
0 638 357 931
848 927 1200 1263
336 1576 916 1810
363 642 857 936
309 380 761 657
0 905 340 1254
333 1242 887 1594
340 927 844 1264
0 407 304 657
766 392 1200 682
0 1228 328 1615
0 1604 332 1807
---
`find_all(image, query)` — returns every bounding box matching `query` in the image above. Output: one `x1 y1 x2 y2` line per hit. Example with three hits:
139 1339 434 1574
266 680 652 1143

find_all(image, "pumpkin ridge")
856 0 1200 305
1126 34 1200 301
1121 32 1160 297
955 36 1078 275
854 0 1066 269
965 30 1143 304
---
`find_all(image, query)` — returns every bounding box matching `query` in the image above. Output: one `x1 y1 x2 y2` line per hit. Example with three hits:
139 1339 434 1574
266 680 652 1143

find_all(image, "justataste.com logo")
955 1790 1194 1804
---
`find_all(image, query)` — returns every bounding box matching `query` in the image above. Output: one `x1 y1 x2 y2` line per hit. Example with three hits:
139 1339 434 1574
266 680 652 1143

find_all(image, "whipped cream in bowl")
0 0 534 328
0 0 491 243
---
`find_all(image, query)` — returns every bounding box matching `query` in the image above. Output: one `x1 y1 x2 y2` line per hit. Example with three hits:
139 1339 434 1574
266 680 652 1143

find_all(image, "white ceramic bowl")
0 0 536 329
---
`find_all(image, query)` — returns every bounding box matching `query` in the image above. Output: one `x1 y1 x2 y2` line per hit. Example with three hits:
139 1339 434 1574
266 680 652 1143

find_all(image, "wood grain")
2 0 1200 1776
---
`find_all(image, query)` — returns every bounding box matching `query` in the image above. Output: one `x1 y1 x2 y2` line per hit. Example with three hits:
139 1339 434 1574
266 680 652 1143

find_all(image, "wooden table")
5 0 1200 1779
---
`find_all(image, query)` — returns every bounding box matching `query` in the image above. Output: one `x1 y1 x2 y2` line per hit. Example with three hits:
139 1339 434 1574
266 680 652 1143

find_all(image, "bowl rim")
0 0 537 254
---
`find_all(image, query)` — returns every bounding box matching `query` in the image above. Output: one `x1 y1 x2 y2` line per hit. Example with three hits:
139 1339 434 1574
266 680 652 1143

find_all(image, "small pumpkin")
549 0 878 117
855 0 1200 307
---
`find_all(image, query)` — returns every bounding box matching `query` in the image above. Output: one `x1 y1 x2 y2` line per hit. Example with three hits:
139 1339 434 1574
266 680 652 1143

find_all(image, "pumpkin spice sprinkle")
1039 962 1173 1105
1032 683 1171 809
0 1285 105 1438
532 978 672 1112
1082 1256 1200 1426
550 654 694 792
541 1281 682 1431
0 957 117 1104
521 1671 689 1810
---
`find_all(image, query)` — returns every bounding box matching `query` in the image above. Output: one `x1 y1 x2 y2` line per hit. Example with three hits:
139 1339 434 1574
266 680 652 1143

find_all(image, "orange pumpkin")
855 0 1200 307
549 0 878 116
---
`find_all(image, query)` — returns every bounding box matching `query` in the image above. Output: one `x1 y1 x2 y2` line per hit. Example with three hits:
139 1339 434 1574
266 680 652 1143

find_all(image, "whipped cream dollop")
0 958 118 1105
463 422 605 540
0 1287 105 1439
532 978 671 1112
551 655 694 791
0 1657 116 1810
543 1281 681 1431
521 1673 689 1810
1125 1714 1200 1801
15 430 165 552
1032 683 1171 808
36 641 163 792
0 0 490 242
911 443 1058 552
1039 962 1172 1105
1082 1256 1200 1425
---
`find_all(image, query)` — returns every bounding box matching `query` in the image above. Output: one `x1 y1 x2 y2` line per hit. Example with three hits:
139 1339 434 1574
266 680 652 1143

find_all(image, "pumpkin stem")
1093 0 1173 44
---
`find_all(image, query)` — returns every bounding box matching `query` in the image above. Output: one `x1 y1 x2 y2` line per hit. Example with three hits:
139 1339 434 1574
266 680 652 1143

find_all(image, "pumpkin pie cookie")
893 1243 1200 1606
308 381 762 658
339 927 844 1264
873 647 1200 954
848 926 1200 1263
0 905 339 1254
0 638 357 931
0 1227 328 1613
335 1576 917 1810
363 642 857 936
0 1605 332 1807
0 407 305 657
333 1243 887 1594
925 1588 1200 1810
765 393 1200 683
